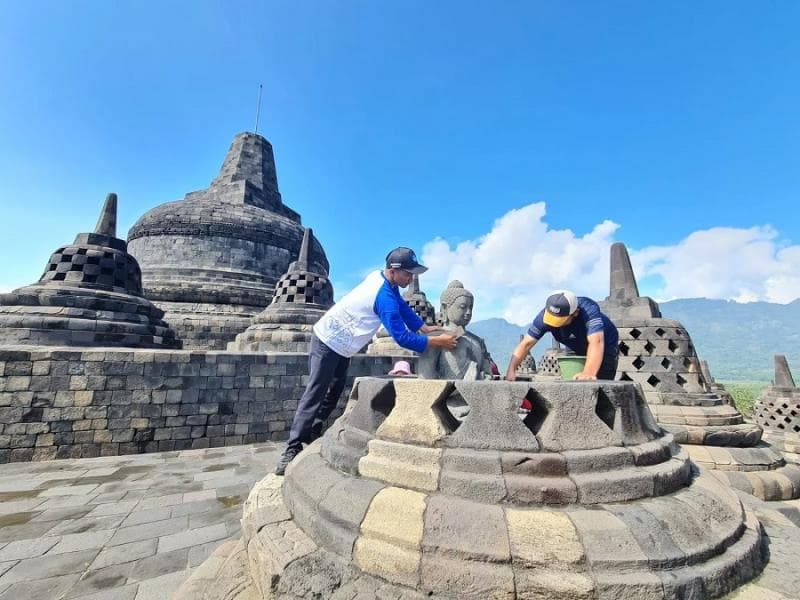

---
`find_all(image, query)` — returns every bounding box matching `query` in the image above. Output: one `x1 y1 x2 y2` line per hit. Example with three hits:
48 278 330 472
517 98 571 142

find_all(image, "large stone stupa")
127 132 329 350
228 227 334 353
0 194 179 349
600 242 800 501
177 377 764 599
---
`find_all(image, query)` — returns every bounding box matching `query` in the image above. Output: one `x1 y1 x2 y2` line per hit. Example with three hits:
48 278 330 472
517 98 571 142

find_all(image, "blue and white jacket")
314 270 428 357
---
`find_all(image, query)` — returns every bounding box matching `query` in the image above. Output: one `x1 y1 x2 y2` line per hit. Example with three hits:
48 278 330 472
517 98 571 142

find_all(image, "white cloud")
420 203 620 325
417 203 800 325
633 226 800 304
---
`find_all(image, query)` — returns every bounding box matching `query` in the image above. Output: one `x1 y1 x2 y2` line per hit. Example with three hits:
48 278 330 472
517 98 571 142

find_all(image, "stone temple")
753 355 800 465
127 132 329 350
177 377 764 599
600 242 800 501
0 193 179 349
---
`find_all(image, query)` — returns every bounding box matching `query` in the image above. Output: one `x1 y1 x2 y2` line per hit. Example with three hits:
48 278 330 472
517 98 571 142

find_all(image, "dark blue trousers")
286 334 351 452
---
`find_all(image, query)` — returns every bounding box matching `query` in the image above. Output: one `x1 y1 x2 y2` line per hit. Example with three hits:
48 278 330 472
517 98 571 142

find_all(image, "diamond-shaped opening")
364 383 397 433
676 374 687 387
676 329 684 336
647 374 661 388
683 358 693 369
785 417 792 423
594 389 616 430
522 389 549 435
644 341 655 355
781 403 789 410
434 388 463 432
618 341 629 356
794 425 800 433
619 372 633 381
632 356 645 370
668 339 678 353
661 357 671 369
630 328 641 339
655 327 666 337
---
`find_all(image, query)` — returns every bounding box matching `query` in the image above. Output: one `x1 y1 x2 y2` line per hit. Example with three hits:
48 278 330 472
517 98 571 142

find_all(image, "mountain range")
468 298 800 382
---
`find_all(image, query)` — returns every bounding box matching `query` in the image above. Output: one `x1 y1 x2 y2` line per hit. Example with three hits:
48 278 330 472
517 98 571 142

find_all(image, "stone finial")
700 360 714 385
774 355 796 388
209 132 281 210
288 228 312 272
609 242 640 302
408 274 421 295
94 193 118 237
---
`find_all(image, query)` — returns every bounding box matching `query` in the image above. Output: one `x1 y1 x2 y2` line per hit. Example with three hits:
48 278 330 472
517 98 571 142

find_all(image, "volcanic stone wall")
0 348 394 463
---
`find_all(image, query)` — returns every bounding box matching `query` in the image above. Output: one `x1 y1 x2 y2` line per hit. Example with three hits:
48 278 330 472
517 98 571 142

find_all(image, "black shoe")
275 446 301 476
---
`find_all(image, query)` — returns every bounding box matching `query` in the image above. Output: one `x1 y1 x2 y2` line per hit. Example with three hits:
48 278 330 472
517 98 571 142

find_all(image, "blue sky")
1 1 799 323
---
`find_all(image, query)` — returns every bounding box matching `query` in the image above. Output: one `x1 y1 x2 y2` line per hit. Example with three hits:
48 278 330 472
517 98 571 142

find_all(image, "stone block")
422 494 510 561
359 439 442 491
420 554 515 599
515 569 594 600
375 379 452 444
506 508 585 567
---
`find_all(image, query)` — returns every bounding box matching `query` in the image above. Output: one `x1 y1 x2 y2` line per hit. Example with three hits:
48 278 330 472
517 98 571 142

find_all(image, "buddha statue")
417 280 493 380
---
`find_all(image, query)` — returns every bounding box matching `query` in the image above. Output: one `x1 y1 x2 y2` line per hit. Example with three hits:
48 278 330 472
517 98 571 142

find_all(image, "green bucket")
557 356 586 380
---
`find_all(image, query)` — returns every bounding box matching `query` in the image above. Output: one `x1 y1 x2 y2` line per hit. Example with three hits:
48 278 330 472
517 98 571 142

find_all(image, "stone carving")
127 132 329 350
417 281 492 380
601 242 800 500
0 194 179 349
181 377 764 599
228 227 333 352
367 274 436 357
753 355 800 464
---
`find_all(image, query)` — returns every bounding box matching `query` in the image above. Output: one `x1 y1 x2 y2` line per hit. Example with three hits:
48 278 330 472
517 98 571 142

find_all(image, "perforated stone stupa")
601 242 800 500
178 377 763 599
754 355 800 465
0 194 179 349
127 132 329 350
367 275 436 357
228 227 333 352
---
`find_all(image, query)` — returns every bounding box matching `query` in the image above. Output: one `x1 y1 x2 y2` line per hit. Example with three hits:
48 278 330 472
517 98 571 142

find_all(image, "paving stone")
0 547 100 584
87 500 138 517
62 561 136 599
133 568 192 600
0 573 82 600
108 516 189 546
39 483 100 497
130 547 190 581
0 520 57 542
0 536 59 561
69 583 139 600
187 540 223 567
157 523 229 553
46 515 125 536
89 539 158 570
120 506 173 527
50 529 115 554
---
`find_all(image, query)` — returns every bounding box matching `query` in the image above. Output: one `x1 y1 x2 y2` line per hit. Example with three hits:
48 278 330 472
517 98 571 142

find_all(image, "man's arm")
575 332 604 380
505 334 538 381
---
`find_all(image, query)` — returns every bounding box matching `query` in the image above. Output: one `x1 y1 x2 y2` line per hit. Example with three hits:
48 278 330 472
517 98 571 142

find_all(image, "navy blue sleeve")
374 287 428 353
579 298 605 335
527 309 548 340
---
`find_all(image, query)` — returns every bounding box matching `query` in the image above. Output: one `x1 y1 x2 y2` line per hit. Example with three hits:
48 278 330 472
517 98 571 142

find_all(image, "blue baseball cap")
385 247 428 274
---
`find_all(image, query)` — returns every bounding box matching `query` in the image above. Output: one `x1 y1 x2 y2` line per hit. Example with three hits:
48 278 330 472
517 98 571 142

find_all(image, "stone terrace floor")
0 443 280 600
0 443 799 600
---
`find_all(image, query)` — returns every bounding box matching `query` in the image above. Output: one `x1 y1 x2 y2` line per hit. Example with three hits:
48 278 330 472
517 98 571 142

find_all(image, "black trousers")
597 351 619 380
285 334 351 452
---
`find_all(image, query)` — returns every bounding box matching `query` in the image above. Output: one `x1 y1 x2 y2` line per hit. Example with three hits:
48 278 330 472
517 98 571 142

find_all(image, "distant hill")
469 298 800 382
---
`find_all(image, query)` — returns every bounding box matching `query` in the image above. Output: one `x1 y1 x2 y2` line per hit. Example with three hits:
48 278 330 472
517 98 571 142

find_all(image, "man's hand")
427 334 458 350
573 371 597 381
505 371 517 382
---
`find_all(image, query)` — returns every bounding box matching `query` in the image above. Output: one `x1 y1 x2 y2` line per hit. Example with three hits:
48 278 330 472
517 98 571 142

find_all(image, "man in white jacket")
275 247 458 475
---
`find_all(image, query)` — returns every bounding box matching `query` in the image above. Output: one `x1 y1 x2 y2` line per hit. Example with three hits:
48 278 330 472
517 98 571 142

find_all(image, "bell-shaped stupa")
127 132 329 350
753 355 800 464
228 227 333 352
178 378 764 599
0 194 179 349
600 242 800 500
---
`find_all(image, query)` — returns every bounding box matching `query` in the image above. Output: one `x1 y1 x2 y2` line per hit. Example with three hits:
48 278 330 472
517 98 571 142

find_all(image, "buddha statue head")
440 280 474 328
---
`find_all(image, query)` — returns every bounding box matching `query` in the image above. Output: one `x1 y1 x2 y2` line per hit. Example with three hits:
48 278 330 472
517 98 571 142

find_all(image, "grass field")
718 381 769 417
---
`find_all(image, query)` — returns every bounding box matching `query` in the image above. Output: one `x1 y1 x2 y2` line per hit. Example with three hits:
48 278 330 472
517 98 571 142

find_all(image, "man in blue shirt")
505 290 619 381
275 247 458 475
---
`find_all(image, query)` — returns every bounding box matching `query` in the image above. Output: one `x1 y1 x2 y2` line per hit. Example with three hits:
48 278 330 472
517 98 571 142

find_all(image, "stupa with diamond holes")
228 227 334 352
367 274 436 357
700 359 735 406
753 355 800 465
514 334 538 379
177 377 764 599
600 242 800 500
0 194 180 349
127 132 329 350
532 337 562 378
